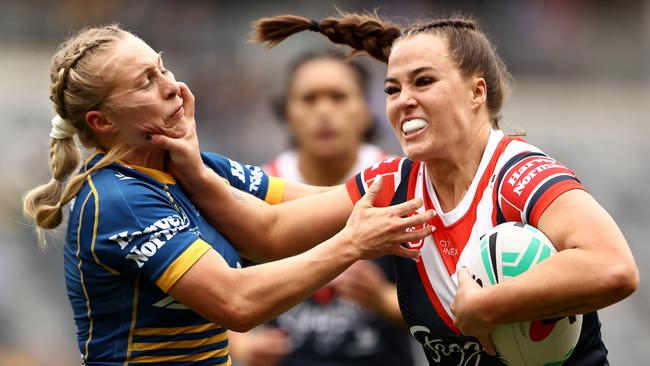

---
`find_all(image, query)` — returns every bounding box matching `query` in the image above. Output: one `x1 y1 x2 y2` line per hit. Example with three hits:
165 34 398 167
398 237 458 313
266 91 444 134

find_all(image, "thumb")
360 175 383 207
479 335 497 356
457 267 472 284
178 82 195 118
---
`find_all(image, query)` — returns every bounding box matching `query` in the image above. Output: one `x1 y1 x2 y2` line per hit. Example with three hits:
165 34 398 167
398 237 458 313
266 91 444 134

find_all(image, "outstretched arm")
168 178 433 331
183 165 353 262
149 83 366 261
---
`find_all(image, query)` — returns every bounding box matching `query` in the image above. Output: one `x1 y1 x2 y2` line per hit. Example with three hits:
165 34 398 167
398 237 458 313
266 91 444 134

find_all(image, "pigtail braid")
251 12 402 63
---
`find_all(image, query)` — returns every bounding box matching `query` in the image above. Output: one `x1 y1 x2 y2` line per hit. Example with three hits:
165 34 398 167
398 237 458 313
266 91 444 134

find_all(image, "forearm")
182 168 351 261
282 179 335 201
480 247 635 324
223 230 360 330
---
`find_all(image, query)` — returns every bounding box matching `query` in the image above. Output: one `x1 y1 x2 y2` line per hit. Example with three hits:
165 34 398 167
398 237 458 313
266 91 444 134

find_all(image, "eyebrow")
385 66 436 84
132 53 163 82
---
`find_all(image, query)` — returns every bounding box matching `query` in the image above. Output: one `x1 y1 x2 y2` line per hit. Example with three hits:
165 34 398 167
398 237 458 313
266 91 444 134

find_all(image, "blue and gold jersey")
64 152 284 365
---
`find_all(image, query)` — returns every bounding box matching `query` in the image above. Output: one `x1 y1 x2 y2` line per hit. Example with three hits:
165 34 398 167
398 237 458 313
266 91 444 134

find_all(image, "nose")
160 74 180 100
396 87 418 110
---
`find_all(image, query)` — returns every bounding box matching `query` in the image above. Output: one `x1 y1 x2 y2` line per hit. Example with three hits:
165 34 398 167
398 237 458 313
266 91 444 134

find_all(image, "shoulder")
495 137 585 225
346 157 418 206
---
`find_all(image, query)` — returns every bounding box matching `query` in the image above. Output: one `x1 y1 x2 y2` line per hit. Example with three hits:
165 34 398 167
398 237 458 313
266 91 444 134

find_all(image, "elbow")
602 261 639 302
211 300 259 332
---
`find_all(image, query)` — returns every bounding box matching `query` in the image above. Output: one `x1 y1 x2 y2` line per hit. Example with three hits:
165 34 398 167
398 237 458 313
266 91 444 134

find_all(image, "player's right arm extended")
168 178 431 331
183 165 354 262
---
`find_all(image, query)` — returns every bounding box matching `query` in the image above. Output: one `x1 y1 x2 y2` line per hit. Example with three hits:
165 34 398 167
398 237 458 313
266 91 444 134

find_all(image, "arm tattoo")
230 187 248 204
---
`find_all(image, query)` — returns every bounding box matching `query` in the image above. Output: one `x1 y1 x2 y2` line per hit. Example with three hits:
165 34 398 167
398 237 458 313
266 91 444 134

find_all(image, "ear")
471 77 487 109
85 110 117 134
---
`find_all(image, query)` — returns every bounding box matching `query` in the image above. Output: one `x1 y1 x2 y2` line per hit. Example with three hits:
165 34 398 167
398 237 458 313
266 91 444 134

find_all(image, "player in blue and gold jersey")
23 25 433 365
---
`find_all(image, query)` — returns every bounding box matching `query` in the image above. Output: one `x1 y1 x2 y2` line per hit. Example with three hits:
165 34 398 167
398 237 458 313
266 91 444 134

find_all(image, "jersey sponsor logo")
505 157 565 196
439 240 459 257
109 214 191 268
110 214 190 250
410 326 482 366
245 164 263 193
229 159 246 185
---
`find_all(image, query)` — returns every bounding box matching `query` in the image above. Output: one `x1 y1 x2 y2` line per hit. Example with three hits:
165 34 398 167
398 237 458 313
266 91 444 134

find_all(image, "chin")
401 145 434 162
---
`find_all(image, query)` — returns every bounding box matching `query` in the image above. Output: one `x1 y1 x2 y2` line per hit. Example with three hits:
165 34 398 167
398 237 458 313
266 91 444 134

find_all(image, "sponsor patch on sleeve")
498 154 585 225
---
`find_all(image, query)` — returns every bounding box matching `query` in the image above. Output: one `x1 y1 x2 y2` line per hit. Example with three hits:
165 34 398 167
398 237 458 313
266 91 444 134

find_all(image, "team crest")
404 213 428 250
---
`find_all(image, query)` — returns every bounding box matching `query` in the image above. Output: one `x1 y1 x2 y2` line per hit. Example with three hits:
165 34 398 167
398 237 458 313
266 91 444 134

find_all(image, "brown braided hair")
251 12 512 127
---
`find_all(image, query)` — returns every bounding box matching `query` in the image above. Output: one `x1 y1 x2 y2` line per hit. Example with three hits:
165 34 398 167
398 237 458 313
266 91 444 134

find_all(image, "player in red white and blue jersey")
345 130 607 365
154 12 639 366
24 25 433 366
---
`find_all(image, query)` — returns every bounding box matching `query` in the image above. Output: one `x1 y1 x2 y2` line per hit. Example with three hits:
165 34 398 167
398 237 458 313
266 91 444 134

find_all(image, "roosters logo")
404 212 428 250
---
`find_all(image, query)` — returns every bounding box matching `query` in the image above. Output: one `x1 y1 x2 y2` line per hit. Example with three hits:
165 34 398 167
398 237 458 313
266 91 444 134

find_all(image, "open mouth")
401 118 428 136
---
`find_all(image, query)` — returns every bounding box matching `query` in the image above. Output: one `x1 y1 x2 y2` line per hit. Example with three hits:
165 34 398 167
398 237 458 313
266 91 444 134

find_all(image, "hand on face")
343 176 435 260
147 82 203 180
450 267 496 355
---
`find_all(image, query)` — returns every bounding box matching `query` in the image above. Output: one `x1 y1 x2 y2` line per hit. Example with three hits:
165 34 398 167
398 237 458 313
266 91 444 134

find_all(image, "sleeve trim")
155 239 211 293
528 182 586 226
346 177 363 204
265 176 286 204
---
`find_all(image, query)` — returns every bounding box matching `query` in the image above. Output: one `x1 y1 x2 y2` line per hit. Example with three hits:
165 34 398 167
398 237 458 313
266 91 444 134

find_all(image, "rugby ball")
468 222 582 366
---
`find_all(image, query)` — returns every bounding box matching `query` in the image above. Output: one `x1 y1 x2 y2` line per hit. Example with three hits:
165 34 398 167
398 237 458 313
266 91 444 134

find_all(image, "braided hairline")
55 39 110 118
405 18 477 36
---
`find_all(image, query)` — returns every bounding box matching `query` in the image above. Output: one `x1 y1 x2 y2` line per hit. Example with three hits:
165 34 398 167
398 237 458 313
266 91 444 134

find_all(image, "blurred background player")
229 51 418 366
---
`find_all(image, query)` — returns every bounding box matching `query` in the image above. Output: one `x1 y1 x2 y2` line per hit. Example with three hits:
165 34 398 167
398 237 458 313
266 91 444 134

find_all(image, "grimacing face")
92 35 186 149
384 33 488 162
286 58 372 159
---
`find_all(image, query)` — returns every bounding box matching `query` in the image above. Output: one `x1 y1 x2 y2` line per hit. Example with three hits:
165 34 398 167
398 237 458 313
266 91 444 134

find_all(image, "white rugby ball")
468 222 582 366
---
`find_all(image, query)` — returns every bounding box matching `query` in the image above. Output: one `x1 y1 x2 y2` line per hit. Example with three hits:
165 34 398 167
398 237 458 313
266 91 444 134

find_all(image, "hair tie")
308 19 321 32
50 115 77 140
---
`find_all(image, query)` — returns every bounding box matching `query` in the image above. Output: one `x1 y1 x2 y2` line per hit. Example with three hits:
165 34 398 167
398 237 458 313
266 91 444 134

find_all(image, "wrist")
475 285 501 326
333 228 362 264
181 165 213 187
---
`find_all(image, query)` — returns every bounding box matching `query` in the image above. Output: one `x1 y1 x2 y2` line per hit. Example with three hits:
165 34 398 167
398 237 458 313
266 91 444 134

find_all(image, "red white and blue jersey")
346 130 608 365
263 145 419 366
65 151 284 366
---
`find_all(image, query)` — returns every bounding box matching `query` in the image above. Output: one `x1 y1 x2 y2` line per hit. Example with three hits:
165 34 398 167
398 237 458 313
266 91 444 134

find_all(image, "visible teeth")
402 119 427 135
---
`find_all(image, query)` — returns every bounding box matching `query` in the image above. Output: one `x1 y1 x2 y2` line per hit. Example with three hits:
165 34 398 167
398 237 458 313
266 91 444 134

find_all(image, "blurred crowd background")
0 0 648 365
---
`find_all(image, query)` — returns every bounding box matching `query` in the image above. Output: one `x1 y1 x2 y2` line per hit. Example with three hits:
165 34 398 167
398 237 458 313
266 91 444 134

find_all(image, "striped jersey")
345 130 608 365
64 151 284 365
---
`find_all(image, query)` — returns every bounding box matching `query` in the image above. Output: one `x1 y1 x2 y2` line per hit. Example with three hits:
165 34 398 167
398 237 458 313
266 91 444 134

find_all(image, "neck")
424 124 492 212
122 147 168 170
298 146 360 186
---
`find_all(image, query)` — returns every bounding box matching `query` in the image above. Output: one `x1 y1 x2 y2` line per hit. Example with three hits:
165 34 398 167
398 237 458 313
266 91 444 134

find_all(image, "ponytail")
23 138 130 248
251 12 401 63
